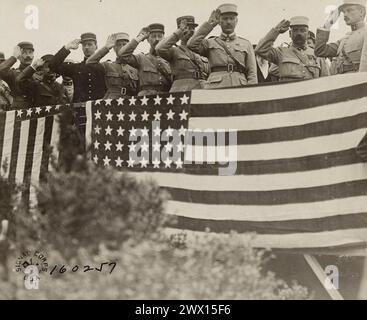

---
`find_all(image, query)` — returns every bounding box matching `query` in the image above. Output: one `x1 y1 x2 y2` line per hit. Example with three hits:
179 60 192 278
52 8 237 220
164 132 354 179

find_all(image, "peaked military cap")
290 16 310 27
115 32 130 42
218 3 238 15
80 32 97 43
176 15 198 28
339 0 366 11
17 41 34 51
41 54 54 62
148 23 165 33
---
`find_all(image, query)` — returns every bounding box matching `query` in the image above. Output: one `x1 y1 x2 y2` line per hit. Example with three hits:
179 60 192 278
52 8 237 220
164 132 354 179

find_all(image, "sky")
0 0 358 64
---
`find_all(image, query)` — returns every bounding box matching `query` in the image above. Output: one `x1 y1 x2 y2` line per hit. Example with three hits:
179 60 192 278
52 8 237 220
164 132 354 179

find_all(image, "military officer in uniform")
16 54 69 107
118 24 172 96
0 42 35 109
0 53 13 111
49 33 106 103
156 16 210 92
255 16 330 82
315 0 367 74
86 32 139 98
187 4 258 89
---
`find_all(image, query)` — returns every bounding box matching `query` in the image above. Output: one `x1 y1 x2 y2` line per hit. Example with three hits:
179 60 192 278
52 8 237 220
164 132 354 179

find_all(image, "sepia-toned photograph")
0 0 367 306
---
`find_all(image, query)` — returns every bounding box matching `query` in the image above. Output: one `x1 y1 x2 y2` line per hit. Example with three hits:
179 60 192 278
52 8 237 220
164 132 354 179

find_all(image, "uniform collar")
291 43 308 51
351 21 366 31
149 47 158 56
220 32 236 41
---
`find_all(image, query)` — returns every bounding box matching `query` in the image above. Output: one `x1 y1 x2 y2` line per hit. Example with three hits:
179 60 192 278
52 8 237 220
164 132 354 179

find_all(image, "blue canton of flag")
90 93 190 171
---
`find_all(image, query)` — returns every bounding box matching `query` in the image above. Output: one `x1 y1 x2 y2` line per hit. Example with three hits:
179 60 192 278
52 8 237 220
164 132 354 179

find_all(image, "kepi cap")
176 15 198 28
41 54 54 63
290 16 310 27
339 0 366 11
80 32 97 43
115 32 130 42
63 76 73 84
0 52 4 62
148 23 165 33
17 41 34 51
218 3 238 15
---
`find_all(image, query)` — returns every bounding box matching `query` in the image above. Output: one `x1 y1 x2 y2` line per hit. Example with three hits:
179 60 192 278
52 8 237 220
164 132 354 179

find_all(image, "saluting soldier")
315 0 367 74
255 16 329 82
0 42 35 109
0 53 13 111
156 16 210 92
16 54 69 107
86 32 139 98
187 4 258 89
49 33 106 103
118 24 172 96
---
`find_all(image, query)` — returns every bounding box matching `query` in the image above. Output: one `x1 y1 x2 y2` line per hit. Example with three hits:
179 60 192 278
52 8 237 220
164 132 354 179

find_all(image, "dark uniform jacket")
16 66 69 107
49 47 106 103
0 56 34 109
0 80 13 111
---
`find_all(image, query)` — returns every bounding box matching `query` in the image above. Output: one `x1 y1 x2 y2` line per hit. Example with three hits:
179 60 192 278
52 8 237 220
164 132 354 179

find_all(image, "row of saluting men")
0 1 367 111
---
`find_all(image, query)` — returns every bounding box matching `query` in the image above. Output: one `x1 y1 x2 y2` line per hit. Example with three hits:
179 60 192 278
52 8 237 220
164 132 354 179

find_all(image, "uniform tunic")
0 80 13 111
86 46 139 99
102 61 138 98
49 47 106 103
315 26 367 74
156 29 210 92
256 28 329 81
119 39 172 96
0 57 33 109
187 21 258 89
16 66 69 107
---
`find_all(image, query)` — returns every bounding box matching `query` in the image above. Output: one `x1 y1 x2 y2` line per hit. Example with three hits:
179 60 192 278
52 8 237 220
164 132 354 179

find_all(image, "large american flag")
1 73 367 256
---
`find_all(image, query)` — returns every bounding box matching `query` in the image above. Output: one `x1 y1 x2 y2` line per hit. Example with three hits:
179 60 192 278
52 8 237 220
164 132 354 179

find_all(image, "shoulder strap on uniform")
178 46 203 72
214 38 247 72
289 47 319 77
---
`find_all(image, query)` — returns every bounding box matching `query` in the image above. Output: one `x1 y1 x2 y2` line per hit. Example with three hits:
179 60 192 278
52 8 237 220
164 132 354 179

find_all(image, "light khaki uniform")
102 61 138 99
256 28 329 81
360 31 367 72
315 26 367 74
119 39 172 96
87 46 139 99
156 29 210 92
187 21 258 89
